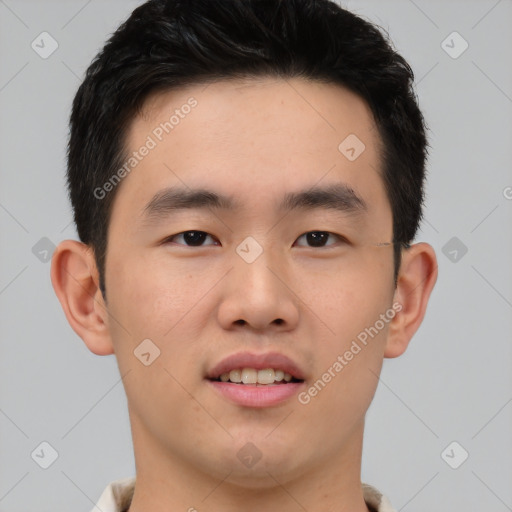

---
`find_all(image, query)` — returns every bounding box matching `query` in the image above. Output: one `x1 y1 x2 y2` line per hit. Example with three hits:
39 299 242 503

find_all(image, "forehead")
113 77 388 227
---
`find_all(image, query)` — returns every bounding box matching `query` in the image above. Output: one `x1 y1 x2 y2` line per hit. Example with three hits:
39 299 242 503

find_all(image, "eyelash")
161 230 349 248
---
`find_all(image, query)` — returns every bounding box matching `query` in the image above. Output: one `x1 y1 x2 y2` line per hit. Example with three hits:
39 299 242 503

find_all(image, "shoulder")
362 482 396 512
89 476 136 512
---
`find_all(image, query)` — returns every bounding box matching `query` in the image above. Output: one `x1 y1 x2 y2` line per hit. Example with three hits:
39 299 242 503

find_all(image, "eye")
162 230 347 248
163 230 219 247
293 231 347 248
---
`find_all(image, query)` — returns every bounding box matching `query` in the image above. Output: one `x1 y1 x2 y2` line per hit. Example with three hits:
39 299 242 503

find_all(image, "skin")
51 77 437 512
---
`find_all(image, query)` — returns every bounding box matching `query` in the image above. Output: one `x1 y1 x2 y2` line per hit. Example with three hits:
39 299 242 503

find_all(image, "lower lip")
207 380 305 408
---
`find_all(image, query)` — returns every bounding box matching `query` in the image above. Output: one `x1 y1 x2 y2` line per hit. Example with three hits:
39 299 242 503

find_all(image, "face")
103 77 397 486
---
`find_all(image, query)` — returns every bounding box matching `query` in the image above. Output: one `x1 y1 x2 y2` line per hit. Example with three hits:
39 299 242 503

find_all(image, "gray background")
1 0 511 510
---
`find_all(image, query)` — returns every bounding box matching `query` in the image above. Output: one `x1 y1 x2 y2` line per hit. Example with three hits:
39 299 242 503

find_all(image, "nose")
216 246 300 333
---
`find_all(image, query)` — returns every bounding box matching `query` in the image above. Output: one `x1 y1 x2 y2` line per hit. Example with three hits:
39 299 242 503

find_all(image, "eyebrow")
141 183 368 222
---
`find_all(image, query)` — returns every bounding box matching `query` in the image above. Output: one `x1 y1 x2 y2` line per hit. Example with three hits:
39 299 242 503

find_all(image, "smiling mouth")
209 368 304 385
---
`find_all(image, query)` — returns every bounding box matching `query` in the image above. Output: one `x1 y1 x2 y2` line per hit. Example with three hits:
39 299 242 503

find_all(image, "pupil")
307 231 327 247
184 231 206 246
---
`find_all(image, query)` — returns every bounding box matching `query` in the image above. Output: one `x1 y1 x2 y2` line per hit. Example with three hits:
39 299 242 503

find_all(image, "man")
51 0 437 510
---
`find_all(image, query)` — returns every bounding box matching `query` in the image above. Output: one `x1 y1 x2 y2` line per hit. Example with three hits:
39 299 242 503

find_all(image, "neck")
125 411 370 512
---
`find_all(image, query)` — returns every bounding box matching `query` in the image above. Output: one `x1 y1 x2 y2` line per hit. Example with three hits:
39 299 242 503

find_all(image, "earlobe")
384 242 438 358
50 240 114 356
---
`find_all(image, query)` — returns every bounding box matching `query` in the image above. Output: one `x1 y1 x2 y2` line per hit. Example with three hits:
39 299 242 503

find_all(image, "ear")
50 240 114 356
384 242 438 358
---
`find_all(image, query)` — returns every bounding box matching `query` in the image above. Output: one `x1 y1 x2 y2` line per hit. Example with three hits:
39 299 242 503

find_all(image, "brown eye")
164 231 219 247
293 231 345 248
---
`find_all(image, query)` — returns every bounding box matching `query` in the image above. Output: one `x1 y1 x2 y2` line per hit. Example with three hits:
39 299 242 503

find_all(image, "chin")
207 441 307 489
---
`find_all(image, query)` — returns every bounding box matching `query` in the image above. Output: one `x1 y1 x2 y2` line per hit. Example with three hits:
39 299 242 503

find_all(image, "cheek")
299 314 387 441
103 254 211 422
296 260 392 407
294 255 393 333
104 251 224 386
106 252 202 335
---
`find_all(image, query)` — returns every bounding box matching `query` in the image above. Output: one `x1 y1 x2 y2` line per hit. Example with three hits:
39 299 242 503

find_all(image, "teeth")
229 369 242 383
217 368 296 385
242 368 257 384
256 368 276 385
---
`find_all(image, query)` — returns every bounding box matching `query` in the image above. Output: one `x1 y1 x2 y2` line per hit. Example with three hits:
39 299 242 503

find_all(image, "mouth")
205 351 306 407
208 368 304 386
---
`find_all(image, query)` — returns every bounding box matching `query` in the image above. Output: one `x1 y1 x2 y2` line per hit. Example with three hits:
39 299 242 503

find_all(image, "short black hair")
67 0 428 298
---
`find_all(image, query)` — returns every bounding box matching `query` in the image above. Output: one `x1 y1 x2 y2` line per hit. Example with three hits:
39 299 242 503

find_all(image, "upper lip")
206 351 306 381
